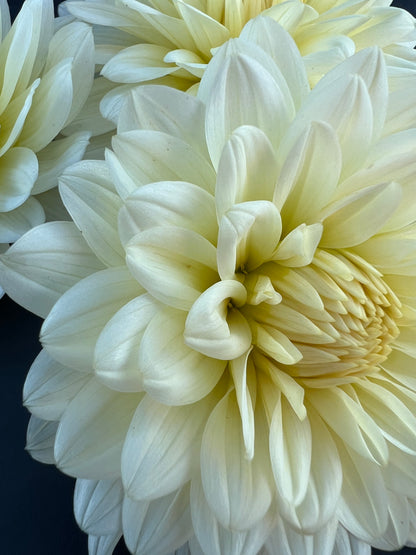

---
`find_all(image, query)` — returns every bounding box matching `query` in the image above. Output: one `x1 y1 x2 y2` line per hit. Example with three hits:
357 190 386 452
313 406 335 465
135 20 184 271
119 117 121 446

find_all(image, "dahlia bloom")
3 19 416 554
61 0 416 127
0 0 94 252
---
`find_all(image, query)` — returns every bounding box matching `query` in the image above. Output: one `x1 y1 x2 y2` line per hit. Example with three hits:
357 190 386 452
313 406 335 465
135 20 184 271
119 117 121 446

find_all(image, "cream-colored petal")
17 59 73 152
215 125 279 219
200 39 294 168
0 146 38 211
280 72 374 181
320 181 402 248
265 515 338 555
59 160 124 267
33 131 90 195
251 322 302 365
275 121 341 225
230 350 255 460
333 526 371 555
102 44 178 83
240 15 310 109
55 379 141 479
217 200 282 279
41 267 142 371
126 226 217 311
0 196 44 243
122 485 193 555
139 308 226 404
311 47 388 140
88 534 122 555
270 395 311 507
122 393 218 500
94 294 159 392
191 474 276 555
74 478 123 535
119 180 217 246
273 223 323 268
336 439 389 541
112 130 215 192
62 76 116 138
307 387 388 464
274 406 342 533
356 378 416 455
0 221 103 317
26 415 58 465
354 222 416 276
184 280 252 360
118 85 208 159
174 0 230 57
43 21 95 125
23 349 90 421
200 390 273 530
0 79 39 157
371 491 409 551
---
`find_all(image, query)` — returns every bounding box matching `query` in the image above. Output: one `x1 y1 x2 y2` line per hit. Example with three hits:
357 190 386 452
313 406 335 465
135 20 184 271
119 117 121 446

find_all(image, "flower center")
242 248 402 387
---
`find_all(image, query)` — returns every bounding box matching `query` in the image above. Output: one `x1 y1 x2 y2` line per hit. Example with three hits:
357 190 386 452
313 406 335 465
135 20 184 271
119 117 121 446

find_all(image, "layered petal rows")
2 3 416 555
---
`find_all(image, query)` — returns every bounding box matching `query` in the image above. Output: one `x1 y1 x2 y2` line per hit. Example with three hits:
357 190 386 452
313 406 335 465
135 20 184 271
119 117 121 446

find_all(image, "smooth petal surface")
126 226 217 311
0 221 103 317
59 160 125 267
55 379 141 479
320 181 402 248
200 39 294 168
17 59 73 152
269 395 312 508
33 131 91 194
94 294 159 392
0 146 38 211
119 180 217 246
191 475 276 555
200 391 272 530
74 478 123 535
215 125 279 219
0 196 44 243
184 280 252 360
336 440 389 541
26 415 58 465
118 85 208 158
41 267 142 370
122 393 218 500
112 130 215 192
217 201 282 279
122 485 193 555
275 121 341 226
139 308 226 404
24 349 90 421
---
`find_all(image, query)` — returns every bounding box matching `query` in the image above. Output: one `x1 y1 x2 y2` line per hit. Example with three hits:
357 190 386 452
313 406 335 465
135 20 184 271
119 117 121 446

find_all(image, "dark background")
2 0 416 553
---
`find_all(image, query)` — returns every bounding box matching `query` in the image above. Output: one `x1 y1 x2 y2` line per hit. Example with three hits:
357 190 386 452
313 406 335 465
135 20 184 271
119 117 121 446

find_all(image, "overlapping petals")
60 0 416 130
0 0 94 248
4 14 416 555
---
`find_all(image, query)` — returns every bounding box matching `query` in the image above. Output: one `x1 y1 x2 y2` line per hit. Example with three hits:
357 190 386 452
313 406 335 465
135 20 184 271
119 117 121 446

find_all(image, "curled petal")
217 200 282 279
184 280 252 360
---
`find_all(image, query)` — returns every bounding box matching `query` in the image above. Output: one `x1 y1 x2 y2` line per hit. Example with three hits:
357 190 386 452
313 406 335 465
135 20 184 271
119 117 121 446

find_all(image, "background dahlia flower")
3 17 416 555
60 0 416 130
0 0 94 261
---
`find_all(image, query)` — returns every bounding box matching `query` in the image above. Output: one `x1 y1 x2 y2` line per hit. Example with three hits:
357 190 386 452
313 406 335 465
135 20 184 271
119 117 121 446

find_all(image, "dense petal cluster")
61 0 416 128
0 0 94 259
3 16 416 554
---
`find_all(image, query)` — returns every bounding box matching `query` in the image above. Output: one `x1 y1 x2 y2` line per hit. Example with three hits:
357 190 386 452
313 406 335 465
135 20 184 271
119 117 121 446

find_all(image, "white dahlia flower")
0 0 94 251
61 0 416 127
3 19 416 555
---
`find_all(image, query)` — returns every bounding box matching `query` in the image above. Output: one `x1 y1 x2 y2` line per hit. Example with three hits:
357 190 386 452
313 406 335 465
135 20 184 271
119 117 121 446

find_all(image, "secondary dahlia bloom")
61 0 416 127
3 19 416 555
0 0 94 252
